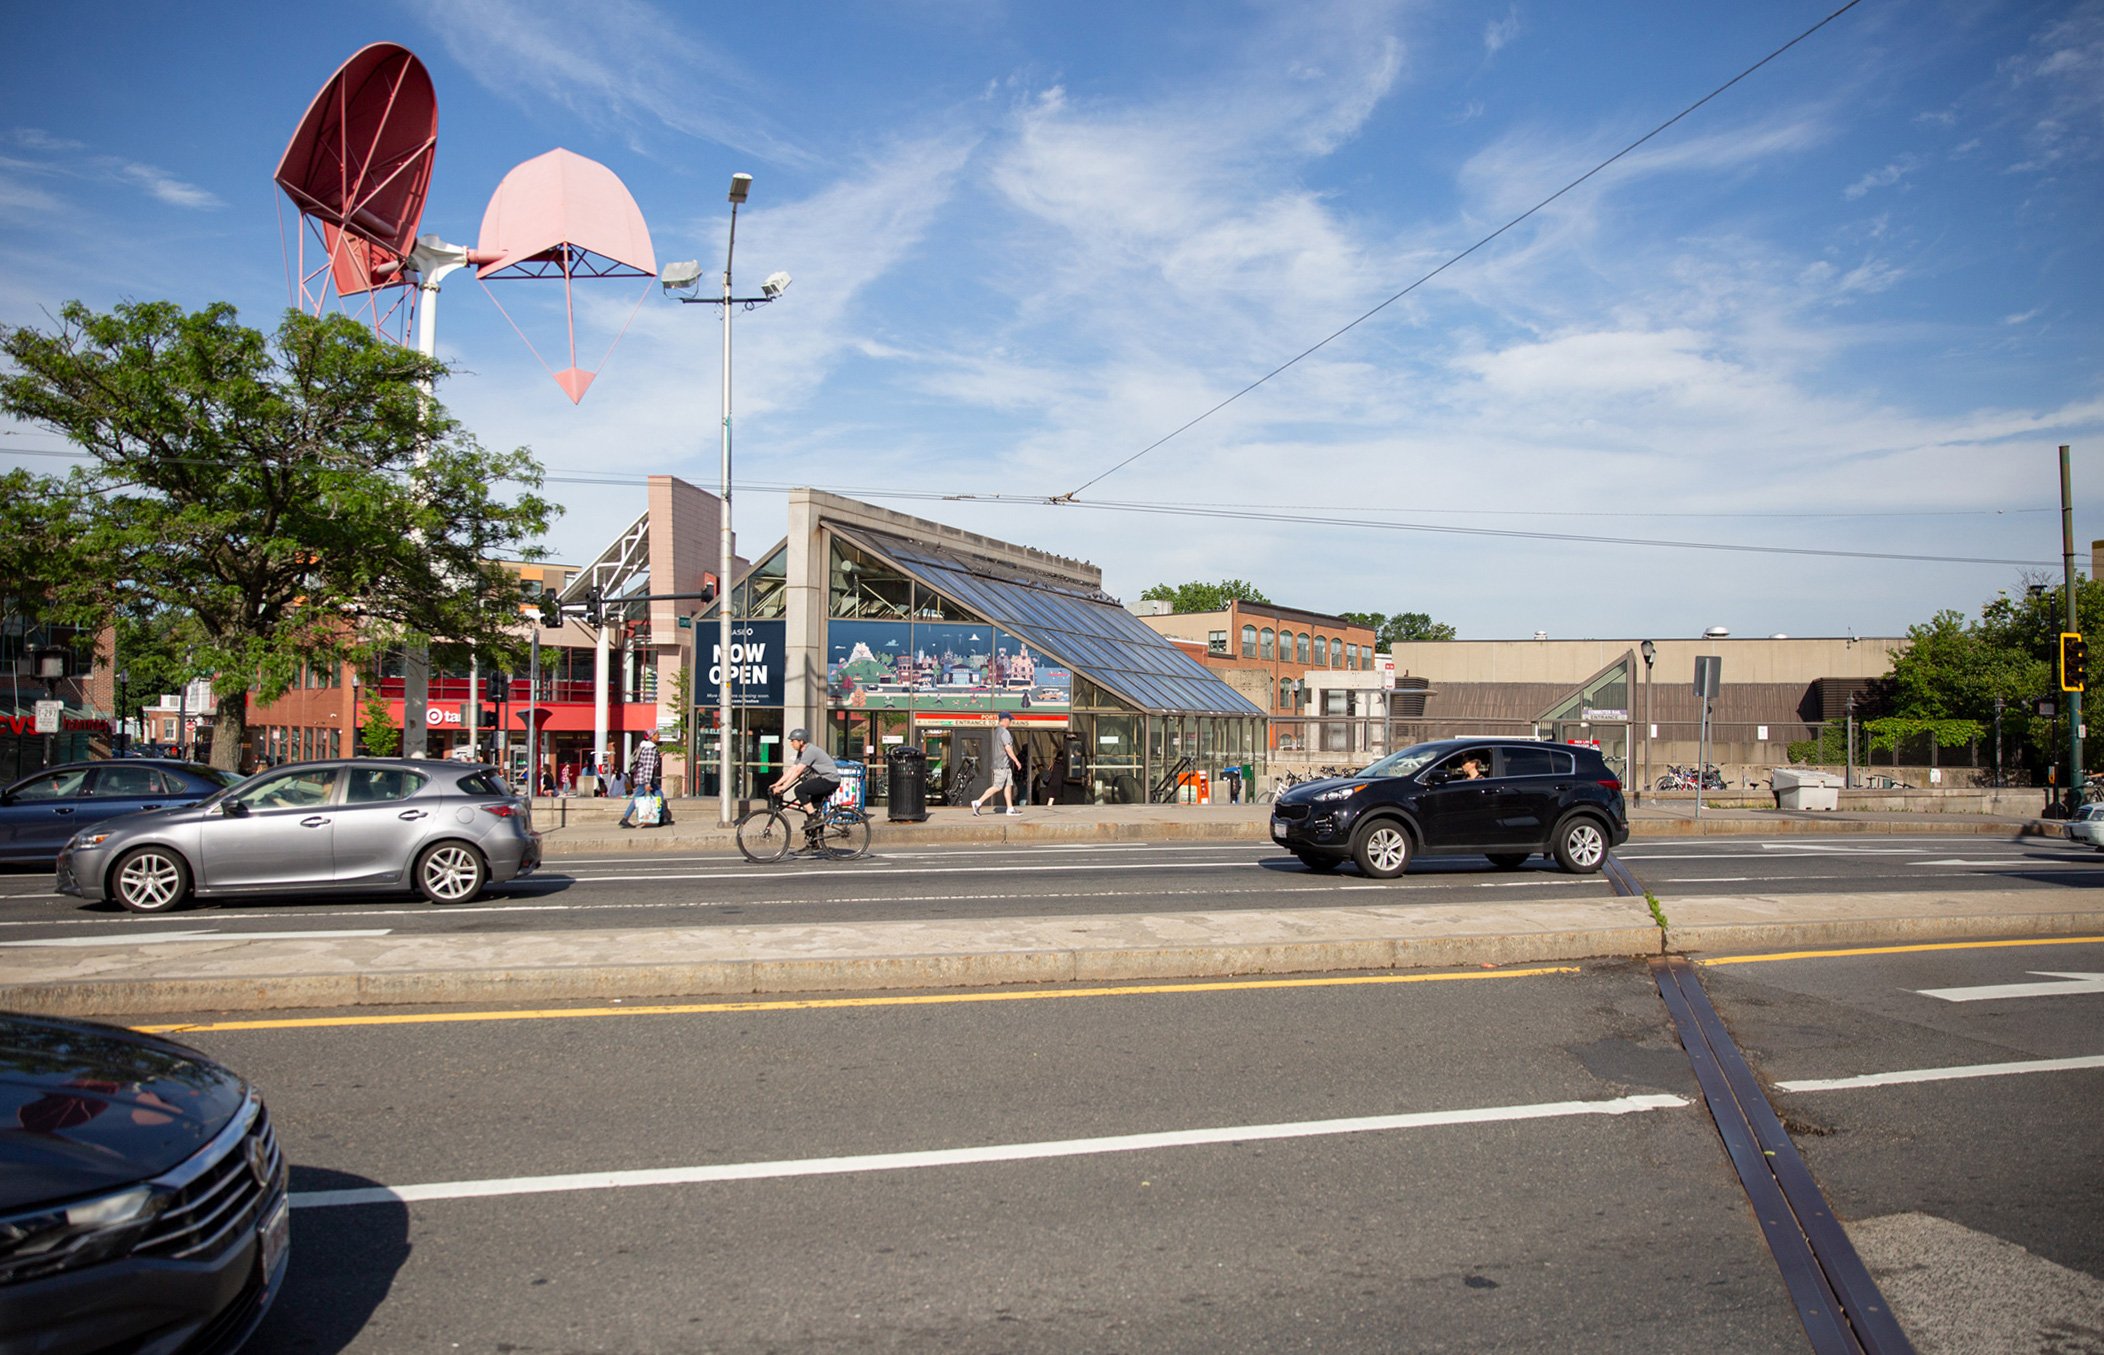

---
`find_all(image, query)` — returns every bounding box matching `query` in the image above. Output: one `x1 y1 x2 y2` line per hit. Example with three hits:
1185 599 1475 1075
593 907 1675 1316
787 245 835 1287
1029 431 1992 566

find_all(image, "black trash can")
887 745 928 822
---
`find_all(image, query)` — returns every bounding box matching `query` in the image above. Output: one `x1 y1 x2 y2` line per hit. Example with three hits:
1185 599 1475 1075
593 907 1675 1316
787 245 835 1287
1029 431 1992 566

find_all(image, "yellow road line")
1701 935 2104 967
137 965 1581 1034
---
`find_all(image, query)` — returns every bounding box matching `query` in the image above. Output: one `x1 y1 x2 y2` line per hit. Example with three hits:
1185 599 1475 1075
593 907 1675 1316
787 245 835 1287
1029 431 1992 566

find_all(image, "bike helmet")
788 728 810 741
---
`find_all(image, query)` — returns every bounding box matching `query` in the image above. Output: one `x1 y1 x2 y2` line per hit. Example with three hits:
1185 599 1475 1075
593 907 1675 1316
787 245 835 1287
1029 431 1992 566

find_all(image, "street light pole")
660 174 790 827
1639 640 1655 802
718 175 742 829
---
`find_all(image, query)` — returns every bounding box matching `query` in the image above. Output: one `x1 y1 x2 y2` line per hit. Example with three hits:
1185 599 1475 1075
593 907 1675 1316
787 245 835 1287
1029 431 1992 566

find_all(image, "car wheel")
1552 817 1609 874
112 847 192 913
1486 852 1531 870
415 842 488 904
1352 819 1413 880
1295 853 1342 873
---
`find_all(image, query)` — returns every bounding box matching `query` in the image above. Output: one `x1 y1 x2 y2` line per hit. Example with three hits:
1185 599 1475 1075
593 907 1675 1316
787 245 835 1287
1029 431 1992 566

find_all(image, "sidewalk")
1 801 2094 1019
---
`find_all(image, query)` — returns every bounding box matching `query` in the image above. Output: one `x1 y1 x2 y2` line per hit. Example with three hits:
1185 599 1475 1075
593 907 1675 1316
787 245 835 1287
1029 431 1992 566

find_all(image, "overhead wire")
1047 0 1870 502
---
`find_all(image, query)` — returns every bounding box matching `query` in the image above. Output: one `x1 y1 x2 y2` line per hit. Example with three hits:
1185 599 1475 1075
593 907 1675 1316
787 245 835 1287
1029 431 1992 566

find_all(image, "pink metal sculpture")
474 149 657 403
277 47 655 402
275 43 437 330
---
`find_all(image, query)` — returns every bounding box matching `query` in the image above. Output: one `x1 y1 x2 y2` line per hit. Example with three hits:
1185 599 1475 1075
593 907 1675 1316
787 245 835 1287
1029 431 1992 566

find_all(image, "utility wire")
0 436 2055 524
1050 0 1868 502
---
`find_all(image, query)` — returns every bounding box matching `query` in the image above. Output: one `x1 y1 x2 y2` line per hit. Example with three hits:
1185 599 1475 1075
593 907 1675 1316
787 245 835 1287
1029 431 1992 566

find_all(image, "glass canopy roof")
833 525 1265 718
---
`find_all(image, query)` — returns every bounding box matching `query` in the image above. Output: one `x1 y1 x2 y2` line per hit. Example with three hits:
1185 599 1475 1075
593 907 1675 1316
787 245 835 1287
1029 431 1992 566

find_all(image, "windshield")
1357 742 1453 780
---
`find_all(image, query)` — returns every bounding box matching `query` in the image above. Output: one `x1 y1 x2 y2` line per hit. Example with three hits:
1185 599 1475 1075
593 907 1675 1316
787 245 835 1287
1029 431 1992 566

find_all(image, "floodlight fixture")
761 271 791 299
728 173 752 205
660 259 703 292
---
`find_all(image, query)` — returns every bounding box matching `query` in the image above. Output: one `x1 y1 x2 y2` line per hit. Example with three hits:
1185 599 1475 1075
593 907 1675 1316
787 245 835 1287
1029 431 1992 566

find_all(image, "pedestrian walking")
619 736 668 828
559 762 576 797
971 711 1024 817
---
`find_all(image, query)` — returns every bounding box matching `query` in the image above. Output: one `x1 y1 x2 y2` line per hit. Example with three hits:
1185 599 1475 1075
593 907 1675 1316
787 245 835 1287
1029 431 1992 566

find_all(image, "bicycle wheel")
735 808 793 863
820 808 872 861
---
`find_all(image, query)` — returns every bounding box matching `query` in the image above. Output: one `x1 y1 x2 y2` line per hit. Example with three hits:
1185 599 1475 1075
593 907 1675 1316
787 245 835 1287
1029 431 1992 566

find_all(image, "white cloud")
415 0 812 165
112 162 222 210
1484 9 1521 57
1843 158 1913 199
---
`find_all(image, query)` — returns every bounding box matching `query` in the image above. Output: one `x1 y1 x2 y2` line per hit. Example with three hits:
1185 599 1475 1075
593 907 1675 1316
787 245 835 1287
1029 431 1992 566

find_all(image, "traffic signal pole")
2063 444 2083 816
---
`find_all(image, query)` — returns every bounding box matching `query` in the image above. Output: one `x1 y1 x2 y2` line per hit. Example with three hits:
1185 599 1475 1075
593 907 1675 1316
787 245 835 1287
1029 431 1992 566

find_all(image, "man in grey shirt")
971 711 1023 817
771 728 842 816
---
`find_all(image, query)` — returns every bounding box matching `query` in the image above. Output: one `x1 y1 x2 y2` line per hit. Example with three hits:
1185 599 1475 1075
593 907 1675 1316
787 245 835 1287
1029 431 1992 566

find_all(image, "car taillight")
1597 778 1621 792
480 803 518 818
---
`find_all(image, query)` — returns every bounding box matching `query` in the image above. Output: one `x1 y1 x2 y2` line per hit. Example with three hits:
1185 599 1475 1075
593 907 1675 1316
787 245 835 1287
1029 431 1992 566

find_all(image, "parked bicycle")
1654 764 1727 791
735 791 872 863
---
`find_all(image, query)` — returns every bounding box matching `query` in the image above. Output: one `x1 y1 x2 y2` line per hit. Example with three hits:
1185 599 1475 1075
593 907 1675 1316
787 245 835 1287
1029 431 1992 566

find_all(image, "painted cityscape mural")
826 621 1071 712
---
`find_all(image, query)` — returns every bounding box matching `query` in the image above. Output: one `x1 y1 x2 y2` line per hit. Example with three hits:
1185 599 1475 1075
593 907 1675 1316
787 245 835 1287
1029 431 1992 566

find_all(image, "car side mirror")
221 799 249 818
1425 770 1454 785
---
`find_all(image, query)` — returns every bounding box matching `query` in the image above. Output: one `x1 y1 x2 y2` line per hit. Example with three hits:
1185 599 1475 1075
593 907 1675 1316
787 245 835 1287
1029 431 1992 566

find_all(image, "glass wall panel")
829 539 912 619
1090 713 1141 804
828 620 914 710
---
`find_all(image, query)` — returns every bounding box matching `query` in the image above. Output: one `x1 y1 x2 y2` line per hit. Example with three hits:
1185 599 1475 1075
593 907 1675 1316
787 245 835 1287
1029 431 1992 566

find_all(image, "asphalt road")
139 936 2100 1353
0 834 2098 941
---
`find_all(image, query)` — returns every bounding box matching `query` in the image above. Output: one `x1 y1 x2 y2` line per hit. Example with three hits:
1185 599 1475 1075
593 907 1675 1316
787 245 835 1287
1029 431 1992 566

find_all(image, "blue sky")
3 0 2100 641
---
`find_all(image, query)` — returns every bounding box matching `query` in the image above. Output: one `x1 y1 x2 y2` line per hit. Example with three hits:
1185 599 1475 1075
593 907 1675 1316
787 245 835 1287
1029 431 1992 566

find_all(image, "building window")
1328 637 1341 668
1278 677 1293 709
1208 630 1228 656
1241 624 1256 658
1363 648 1374 670
1295 633 1310 665
1260 628 1274 660
1346 643 1357 668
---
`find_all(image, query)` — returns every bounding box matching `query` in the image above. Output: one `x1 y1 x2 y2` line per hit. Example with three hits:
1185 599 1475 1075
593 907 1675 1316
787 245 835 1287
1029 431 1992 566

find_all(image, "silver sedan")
2067 802 2104 850
54 758 542 913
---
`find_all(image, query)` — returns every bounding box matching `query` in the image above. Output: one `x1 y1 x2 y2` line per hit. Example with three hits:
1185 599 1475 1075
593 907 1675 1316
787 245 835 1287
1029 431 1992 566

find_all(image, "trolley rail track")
1650 956 1913 1354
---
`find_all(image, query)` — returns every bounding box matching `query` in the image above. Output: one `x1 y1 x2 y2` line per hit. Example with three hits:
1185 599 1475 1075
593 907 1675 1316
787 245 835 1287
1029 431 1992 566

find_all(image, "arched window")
1296 633 1310 665
1328 637 1341 667
1260 628 1275 660
1278 677 1294 709
1241 625 1257 658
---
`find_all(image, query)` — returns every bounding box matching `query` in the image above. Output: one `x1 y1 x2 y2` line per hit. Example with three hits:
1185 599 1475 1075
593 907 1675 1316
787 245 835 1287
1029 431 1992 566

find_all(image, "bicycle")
735 791 872 863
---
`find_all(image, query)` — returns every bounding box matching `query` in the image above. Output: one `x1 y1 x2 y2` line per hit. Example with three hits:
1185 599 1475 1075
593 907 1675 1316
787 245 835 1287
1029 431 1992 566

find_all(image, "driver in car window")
1453 754 1486 780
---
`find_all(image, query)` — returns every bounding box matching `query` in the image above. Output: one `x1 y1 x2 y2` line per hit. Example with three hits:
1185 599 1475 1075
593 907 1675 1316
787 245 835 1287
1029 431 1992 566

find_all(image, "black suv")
1269 738 1629 878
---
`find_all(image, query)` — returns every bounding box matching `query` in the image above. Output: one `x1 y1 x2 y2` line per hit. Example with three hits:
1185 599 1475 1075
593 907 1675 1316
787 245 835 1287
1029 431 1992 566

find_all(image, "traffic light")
581 586 603 628
537 594 562 628
2060 632 2087 693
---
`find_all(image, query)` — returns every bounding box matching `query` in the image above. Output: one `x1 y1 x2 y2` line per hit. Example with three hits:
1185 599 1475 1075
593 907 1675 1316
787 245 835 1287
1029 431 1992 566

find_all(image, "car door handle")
301 816 329 828
398 809 428 821
51 807 75 815
140 803 162 810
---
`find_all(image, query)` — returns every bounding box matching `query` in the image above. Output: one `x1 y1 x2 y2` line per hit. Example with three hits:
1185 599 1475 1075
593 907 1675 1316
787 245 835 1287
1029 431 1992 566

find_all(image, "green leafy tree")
0 300 554 770
358 688 399 757
1140 579 1272 612
1340 610 1458 645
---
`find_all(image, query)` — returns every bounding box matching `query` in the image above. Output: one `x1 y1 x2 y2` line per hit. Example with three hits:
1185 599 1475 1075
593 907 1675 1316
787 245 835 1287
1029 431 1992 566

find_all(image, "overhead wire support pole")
2063 444 2082 818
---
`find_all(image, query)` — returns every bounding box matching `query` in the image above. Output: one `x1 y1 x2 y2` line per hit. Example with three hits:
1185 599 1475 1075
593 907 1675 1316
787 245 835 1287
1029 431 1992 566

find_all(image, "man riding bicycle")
771 728 842 849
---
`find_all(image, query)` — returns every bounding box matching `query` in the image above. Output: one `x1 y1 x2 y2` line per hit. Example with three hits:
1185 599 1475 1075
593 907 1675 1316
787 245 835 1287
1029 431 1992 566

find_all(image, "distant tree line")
1140 580 1455 645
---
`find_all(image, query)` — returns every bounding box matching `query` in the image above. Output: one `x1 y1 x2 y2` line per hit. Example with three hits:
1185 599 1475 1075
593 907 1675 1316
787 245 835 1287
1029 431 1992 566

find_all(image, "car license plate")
258 1195 291 1280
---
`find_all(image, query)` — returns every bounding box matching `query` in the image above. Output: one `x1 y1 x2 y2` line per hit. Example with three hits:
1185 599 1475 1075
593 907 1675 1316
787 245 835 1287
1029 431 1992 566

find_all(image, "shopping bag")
631 791 662 827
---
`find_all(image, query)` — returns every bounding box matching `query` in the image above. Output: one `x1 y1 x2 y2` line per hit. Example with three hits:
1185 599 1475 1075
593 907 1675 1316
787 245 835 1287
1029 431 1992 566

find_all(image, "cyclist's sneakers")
1005 808 1022 816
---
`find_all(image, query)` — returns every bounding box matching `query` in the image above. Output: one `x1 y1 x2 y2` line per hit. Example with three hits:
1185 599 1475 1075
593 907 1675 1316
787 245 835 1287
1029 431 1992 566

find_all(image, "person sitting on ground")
770 729 843 848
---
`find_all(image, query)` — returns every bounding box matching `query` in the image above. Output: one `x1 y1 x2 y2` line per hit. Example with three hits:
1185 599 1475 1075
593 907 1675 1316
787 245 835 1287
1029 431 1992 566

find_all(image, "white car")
2068 802 2104 849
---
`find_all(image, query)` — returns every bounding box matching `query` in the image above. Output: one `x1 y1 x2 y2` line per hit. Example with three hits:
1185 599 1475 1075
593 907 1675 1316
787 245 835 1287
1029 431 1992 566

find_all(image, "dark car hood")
0 1013 248 1210
1276 776 1370 805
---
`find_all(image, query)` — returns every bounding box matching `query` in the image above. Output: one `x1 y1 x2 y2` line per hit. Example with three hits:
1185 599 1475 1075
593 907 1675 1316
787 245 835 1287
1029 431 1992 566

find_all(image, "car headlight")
0 1184 165 1283
71 830 115 849
1313 783 1363 802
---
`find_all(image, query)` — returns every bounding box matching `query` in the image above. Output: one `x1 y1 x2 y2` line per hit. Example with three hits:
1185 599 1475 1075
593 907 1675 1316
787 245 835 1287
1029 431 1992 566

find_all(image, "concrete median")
4 888 2099 1020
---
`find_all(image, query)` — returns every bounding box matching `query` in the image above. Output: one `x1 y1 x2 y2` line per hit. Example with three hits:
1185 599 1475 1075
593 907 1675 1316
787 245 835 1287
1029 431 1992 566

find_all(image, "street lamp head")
660 259 702 292
727 172 752 205
760 270 791 299
1639 639 1655 667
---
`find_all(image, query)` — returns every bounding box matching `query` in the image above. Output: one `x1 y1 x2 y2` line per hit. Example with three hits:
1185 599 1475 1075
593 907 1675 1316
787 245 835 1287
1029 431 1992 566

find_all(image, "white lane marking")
1909 858 2065 868
0 928 393 947
1915 972 2104 1002
1777 1054 2104 1093
1668 876 1751 883
292 1091 1688 1209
